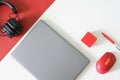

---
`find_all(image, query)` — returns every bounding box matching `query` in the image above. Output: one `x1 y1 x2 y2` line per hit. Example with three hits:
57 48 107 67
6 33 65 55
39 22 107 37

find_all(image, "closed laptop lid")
11 20 89 80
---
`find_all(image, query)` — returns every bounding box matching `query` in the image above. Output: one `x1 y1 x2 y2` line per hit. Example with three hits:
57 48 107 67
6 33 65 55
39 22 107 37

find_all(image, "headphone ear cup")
2 25 11 37
7 18 22 34
2 23 17 37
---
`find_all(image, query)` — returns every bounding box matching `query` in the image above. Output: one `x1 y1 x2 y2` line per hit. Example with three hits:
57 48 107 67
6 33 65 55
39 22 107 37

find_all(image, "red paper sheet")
0 0 55 61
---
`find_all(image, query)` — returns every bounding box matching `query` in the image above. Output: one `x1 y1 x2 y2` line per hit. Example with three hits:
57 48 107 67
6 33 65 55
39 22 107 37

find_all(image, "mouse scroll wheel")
104 58 110 65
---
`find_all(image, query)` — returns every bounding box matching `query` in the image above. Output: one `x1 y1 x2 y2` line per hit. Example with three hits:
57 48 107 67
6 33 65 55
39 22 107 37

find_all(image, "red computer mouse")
96 52 116 74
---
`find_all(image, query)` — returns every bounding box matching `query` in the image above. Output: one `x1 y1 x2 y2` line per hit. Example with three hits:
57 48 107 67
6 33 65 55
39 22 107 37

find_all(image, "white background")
0 0 120 80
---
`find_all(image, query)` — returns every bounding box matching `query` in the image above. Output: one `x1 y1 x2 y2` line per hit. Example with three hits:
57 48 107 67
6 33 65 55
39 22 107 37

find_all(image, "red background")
0 0 54 61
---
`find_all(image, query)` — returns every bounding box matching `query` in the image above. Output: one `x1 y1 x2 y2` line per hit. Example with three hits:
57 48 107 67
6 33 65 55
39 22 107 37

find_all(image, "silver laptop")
11 20 89 80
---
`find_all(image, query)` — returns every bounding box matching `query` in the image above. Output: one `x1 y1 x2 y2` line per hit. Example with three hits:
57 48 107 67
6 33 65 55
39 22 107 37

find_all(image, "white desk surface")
1 0 120 80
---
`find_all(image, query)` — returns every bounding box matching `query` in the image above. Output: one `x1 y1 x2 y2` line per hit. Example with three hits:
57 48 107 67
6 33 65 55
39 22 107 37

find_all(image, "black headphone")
0 1 22 38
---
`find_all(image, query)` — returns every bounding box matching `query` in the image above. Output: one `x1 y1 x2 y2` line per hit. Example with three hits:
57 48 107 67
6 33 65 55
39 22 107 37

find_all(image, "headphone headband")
0 1 18 14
